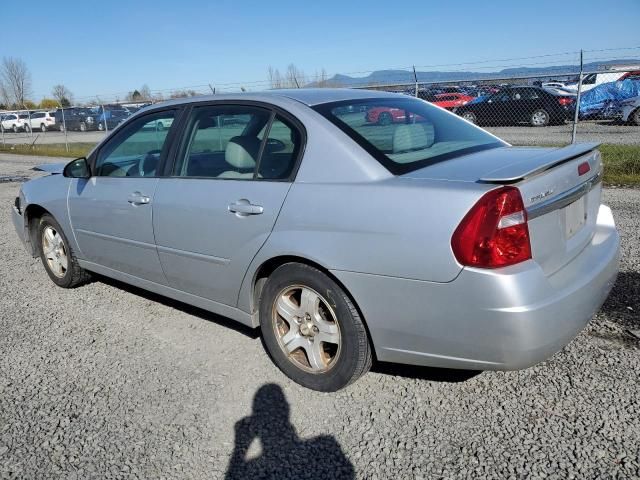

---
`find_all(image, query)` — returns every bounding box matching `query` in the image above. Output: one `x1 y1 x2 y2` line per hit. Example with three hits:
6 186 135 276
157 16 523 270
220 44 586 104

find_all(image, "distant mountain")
310 59 640 87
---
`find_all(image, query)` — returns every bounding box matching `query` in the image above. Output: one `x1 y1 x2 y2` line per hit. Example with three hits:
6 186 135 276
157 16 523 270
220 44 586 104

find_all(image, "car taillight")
558 97 574 106
451 186 531 268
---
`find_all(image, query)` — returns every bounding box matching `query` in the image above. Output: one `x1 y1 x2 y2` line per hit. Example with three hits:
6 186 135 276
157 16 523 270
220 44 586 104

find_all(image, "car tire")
259 263 372 392
530 109 550 127
37 214 90 288
97 122 104 131
59 124 65 133
630 108 640 126
12 125 18 133
462 111 477 124
40 123 47 132
377 112 392 126
79 122 87 132
24 124 31 133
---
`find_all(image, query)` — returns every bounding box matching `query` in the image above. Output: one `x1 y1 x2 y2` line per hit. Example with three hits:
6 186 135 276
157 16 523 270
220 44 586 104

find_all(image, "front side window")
174 105 301 180
95 111 175 177
314 97 504 175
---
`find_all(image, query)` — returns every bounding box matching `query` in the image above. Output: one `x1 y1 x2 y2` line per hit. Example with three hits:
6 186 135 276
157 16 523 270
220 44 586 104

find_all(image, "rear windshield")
313 96 504 175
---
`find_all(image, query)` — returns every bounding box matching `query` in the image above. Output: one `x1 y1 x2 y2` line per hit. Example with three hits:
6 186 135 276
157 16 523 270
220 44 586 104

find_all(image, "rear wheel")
12 125 18 133
79 122 87 132
24 124 31 133
530 109 550 127
40 123 47 132
59 124 65 133
630 108 640 126
260 263 372 391
37 214 90 288
377 112 392 126
98 122 104 131
462 111 477 124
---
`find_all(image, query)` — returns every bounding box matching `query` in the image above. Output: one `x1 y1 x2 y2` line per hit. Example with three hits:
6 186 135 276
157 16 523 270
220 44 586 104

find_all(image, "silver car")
12 89 620 391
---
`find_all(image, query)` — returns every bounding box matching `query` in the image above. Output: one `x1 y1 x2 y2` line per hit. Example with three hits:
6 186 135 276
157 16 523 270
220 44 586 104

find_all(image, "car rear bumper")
331 204 619 370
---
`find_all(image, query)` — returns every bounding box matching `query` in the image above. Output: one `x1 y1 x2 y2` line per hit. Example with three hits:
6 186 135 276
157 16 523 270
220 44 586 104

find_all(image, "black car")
54 108 96 132
454 86 575 127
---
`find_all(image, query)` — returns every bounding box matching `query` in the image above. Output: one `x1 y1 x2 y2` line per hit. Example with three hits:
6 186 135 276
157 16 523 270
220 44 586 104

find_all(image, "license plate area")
564 196 587 239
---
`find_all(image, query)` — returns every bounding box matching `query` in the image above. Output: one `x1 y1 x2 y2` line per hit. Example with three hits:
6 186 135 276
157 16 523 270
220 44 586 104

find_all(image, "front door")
68 109 180 283
152 104 303 306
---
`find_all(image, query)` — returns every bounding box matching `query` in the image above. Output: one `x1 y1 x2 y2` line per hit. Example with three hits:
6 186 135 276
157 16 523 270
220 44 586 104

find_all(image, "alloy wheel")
531 110 549 126
272 285 341 373
42 226 68 278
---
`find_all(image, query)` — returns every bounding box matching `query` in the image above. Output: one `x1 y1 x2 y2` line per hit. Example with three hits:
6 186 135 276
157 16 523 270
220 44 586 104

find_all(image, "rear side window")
314 97 504 175
174 105 301 180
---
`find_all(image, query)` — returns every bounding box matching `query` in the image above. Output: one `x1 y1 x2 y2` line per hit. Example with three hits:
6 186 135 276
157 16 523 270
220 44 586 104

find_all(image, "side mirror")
63 157 91 178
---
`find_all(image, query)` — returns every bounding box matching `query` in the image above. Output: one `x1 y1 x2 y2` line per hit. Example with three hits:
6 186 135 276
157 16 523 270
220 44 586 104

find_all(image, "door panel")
68 109 178 283
68 177 165 282
153 179 290 305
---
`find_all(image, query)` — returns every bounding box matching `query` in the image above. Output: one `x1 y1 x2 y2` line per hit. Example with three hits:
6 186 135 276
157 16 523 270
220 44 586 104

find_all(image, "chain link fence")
1 54 639 151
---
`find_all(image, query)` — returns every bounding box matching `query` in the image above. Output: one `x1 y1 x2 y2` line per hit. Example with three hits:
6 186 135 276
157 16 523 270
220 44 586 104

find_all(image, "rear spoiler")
479 142 600 184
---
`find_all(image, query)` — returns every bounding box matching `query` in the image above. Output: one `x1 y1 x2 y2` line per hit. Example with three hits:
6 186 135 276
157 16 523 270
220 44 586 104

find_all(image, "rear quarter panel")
237 177 493 313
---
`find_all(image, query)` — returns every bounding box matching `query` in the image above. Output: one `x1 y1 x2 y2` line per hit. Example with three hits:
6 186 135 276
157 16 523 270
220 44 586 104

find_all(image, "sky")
2 0 639 102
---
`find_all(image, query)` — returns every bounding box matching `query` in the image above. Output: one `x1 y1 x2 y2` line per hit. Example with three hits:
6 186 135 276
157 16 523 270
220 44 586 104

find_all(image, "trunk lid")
404 143 603 276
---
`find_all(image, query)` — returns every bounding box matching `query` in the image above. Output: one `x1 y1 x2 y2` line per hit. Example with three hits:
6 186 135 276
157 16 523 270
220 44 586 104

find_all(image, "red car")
431 93 475 110
365 106 412 125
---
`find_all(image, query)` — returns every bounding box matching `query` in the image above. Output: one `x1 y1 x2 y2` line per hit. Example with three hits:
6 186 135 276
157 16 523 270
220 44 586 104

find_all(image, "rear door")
152 103 303 306
68 109 181 283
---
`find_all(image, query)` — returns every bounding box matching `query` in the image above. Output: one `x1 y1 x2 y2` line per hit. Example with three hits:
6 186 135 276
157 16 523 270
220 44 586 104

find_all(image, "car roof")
144 88 405 110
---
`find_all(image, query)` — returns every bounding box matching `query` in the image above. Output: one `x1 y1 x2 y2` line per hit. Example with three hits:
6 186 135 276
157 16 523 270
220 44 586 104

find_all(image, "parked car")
580 79 640 120
89 107 131 131
1 113 23 132
564 71 633 93
55 108 96 132
23 111 57 132
365 106 422 125
431 93 475 110
12 89 619 391
454 86 575 126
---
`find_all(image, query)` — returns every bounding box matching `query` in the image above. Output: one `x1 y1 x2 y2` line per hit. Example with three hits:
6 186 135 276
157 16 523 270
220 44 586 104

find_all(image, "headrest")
225 136 260 169
392 124 435 153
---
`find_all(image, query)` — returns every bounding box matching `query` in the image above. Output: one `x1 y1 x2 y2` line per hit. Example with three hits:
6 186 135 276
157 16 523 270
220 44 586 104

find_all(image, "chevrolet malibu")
12 89 619 391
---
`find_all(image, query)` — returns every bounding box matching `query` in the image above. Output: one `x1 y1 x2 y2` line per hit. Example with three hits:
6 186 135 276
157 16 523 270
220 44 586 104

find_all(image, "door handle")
128 192 151 205
228 199 264 216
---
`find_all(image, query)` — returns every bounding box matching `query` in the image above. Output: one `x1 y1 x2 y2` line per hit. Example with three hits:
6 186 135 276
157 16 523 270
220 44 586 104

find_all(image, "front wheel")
37 214 90 288
79 122 87 132
97 122 104 131
40 123 47 132
260 263 372 391
630 108 640 126
12 125 18 133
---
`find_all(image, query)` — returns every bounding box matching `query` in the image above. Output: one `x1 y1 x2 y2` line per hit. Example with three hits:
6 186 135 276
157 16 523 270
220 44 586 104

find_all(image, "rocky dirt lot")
0 154 638 479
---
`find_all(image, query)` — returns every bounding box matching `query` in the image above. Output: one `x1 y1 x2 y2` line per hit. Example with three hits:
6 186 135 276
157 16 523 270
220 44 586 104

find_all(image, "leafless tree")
52 84 73 107
268 66 283 89
1 57 32 107
139 84 152 100
286 64 304 88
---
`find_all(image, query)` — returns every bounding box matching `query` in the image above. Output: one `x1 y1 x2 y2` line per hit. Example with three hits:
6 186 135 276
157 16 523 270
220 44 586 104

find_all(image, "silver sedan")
12 89 619 391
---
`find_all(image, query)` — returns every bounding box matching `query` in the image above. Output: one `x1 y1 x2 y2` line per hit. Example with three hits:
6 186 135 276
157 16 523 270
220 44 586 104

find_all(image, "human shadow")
225 384 355 480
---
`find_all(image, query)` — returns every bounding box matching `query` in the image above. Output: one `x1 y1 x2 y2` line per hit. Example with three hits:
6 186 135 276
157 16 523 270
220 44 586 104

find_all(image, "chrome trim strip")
527 170 602 220
156 244 230 265
75 229 157 251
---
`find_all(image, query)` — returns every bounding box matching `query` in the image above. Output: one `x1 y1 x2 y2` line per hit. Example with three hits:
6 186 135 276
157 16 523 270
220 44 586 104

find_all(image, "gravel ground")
0 153 638 479
2 120 639 147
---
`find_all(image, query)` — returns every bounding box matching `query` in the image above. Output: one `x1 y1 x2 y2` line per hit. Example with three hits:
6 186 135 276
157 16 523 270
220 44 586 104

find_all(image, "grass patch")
0 141 638 185
0 142 95 158
598 144 640 186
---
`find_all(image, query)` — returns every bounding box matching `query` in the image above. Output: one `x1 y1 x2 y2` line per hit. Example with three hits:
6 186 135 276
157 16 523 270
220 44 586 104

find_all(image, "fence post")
571 49 583 144
413 65 418 97
60 104 69 153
